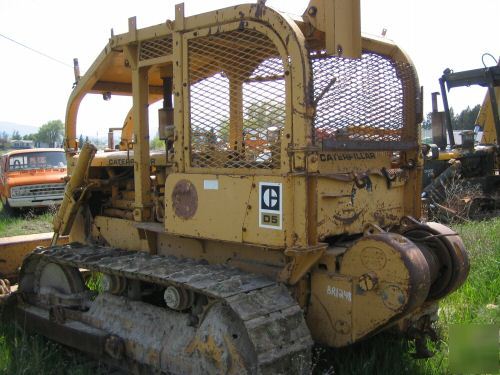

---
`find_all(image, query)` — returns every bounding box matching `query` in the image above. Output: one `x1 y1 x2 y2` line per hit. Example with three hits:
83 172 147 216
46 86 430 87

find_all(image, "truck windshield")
8 151 66 171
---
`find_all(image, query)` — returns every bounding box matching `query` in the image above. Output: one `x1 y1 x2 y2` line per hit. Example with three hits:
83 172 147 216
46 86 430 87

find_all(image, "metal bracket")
279 243 327 285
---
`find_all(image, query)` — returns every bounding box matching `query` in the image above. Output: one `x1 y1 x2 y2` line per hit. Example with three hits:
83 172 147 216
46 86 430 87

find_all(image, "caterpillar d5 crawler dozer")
5 0 470 373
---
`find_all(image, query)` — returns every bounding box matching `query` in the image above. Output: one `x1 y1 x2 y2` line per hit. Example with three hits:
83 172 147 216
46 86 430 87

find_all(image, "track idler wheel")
18 256 87 308
401 221 469 300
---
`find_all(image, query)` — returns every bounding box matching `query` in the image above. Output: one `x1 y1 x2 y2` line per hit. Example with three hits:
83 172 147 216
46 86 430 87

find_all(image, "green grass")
0 205 54 237
439 219 499 325
0 323 106 375
0 215 498 374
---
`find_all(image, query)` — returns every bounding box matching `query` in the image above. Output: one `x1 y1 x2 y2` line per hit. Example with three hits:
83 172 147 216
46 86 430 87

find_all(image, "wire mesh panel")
140 36 173 61
188 28 285 169
311 51 418 150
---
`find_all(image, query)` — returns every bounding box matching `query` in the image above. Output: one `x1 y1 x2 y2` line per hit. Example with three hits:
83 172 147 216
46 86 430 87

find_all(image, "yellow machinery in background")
2 0 470 373
423 60 500 220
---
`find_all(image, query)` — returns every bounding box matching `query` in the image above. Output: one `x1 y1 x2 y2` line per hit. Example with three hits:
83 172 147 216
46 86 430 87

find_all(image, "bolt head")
308 6 317 16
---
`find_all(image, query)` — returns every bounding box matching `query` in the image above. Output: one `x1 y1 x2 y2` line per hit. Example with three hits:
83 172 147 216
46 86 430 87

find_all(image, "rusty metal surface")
171 179 198 219
321 139 418 151
15 304 108 357
20 243 312 373
0 232 68 279
401 222 470 300
335 232 431 343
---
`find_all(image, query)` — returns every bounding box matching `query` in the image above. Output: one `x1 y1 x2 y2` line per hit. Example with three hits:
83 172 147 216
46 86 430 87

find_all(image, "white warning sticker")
203 180 219 190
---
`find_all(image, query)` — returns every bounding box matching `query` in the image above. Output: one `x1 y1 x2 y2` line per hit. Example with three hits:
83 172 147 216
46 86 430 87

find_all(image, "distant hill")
0 121 39 136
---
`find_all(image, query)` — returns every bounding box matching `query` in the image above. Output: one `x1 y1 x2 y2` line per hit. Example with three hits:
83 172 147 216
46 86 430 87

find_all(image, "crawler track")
18 243 313 374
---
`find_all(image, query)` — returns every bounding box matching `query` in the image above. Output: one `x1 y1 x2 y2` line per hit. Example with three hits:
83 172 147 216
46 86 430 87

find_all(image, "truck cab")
0 148 67 210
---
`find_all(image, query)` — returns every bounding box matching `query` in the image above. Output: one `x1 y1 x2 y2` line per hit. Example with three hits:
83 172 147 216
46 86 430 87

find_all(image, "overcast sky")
0 0 498 137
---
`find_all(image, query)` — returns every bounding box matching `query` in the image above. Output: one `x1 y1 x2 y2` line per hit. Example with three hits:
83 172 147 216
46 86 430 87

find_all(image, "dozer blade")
0 232 68 280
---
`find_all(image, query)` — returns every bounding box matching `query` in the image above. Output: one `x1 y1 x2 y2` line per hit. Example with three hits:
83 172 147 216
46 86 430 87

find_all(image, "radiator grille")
188 28 285 169
311 51 417 150
10 183 65 198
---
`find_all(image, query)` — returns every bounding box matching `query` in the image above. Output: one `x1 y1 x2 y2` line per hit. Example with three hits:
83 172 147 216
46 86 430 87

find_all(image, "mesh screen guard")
311 51 418 151
187 27 419 170
188 28 285 169
140 36 173 61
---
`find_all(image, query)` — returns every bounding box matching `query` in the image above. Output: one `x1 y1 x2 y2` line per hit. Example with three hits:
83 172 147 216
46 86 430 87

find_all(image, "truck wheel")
1 196 17 216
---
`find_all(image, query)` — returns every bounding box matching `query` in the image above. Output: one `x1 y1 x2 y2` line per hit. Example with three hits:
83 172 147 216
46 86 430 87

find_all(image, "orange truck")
0 148 67 211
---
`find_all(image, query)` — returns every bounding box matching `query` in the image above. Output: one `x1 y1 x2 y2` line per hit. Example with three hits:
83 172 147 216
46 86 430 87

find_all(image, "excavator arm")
439 63 500 146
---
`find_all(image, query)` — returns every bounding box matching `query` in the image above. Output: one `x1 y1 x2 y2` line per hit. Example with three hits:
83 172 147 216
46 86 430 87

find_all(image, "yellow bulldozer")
0 0 470 373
